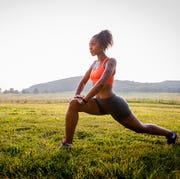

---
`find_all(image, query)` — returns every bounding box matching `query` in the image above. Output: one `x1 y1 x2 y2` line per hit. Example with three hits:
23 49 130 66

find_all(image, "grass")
0 94 180 178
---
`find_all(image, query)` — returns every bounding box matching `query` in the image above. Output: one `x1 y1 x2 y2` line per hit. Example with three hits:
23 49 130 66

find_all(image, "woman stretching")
61 30 178 147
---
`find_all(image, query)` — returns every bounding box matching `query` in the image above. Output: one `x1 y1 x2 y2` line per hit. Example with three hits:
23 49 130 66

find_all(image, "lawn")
0 94 179 178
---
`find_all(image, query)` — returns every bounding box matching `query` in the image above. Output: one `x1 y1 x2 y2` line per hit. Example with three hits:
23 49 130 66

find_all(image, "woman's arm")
84 58 116 101
75 62 95 96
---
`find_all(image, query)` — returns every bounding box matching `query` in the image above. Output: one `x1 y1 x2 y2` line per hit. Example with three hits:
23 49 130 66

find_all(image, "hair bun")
95 30 113 50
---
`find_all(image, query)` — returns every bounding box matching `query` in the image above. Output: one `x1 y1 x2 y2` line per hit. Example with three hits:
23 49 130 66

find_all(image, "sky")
0 0 180 91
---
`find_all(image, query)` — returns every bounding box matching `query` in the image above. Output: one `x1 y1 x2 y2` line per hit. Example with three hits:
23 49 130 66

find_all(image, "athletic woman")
61 30 178 147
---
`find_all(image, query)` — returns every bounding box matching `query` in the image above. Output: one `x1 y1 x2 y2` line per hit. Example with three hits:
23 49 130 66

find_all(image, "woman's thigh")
119 113 144 131
71 98 102 115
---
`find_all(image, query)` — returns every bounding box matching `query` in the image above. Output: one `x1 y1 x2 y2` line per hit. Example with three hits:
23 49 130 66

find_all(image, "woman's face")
89 37 102 56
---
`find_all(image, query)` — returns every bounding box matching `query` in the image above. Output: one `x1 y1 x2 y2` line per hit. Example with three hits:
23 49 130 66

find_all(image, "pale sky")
0 0 180 91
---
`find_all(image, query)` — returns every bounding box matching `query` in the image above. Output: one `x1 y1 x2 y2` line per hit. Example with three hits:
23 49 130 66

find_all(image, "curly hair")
93 30 113 51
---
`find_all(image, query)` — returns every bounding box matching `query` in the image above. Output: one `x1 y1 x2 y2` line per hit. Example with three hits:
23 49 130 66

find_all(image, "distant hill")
23 77 91 94
23 76 180 94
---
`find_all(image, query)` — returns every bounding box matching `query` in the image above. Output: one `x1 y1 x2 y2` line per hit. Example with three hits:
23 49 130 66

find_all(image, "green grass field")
0 93 180 178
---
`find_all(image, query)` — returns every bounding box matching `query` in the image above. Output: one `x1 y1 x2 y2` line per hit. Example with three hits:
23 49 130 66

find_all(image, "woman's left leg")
65 98 102 144
119 113 173 138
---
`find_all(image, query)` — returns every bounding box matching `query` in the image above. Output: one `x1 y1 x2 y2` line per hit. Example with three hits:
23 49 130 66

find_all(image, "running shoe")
166 131 178 145
60 140 73 147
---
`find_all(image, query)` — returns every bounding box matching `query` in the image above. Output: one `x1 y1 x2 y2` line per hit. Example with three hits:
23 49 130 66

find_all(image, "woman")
61 30 178 147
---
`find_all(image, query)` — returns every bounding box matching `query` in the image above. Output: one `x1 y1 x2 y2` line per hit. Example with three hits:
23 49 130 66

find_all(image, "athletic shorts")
93 95 132 122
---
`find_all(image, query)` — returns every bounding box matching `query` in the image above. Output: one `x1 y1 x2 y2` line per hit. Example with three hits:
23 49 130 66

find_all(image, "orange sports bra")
90 58 114 85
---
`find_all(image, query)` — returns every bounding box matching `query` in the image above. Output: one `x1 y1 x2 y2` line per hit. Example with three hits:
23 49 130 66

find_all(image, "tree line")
0 88 39 94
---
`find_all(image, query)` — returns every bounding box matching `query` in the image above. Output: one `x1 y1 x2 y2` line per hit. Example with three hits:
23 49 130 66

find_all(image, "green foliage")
0 99 179 178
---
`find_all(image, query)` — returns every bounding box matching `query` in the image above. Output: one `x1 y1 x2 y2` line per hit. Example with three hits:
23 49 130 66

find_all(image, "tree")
21 89 29 94
2 88 19 94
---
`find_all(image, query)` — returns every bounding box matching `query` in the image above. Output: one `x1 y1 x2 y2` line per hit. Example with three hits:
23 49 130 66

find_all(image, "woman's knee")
68 99 80 111
120 115 147 133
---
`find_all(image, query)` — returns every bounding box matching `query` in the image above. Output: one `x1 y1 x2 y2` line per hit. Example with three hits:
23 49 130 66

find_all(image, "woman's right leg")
119 113 173 137
65 99 101 144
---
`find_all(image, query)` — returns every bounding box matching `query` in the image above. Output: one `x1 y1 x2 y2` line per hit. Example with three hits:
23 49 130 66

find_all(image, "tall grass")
0 94 179 178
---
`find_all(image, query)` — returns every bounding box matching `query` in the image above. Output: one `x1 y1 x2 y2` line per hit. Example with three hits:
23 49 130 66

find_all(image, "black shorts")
93 95 132 122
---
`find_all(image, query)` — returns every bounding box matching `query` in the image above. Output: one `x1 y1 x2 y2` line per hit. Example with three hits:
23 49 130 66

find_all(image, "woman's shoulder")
108 57 116 61
107 57 117 65
103 57 116 69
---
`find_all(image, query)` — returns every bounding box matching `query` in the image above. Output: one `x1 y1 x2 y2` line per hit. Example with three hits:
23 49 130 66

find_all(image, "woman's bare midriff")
95 84 114 99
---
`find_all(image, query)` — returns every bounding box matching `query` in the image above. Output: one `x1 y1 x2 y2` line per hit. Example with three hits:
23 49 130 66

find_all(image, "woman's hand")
74 95 87 105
